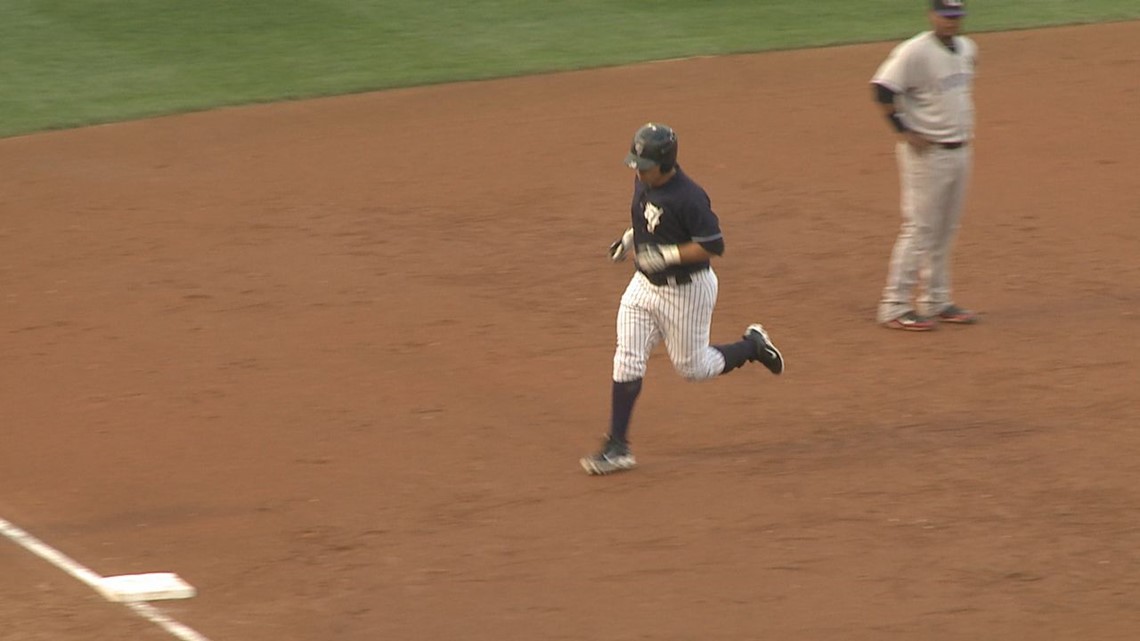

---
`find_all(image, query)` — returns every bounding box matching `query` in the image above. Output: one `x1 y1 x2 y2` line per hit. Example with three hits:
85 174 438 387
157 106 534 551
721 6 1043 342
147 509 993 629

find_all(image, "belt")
937 141 967 149
643 268 705 287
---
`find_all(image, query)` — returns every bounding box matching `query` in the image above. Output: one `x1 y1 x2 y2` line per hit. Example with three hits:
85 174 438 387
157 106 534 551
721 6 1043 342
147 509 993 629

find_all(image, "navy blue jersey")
629 166 723 278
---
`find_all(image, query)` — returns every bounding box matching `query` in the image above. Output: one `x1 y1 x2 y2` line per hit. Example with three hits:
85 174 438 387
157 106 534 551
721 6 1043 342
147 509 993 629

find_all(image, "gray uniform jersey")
872 31 977 143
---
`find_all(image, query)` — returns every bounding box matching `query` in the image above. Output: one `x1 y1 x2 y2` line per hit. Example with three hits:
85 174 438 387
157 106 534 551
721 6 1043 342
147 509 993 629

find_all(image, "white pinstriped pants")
612 268 726 383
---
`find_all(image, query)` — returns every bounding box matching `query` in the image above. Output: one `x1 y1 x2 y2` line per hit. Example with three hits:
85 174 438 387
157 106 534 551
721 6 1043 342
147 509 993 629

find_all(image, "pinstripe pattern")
613 268 725 382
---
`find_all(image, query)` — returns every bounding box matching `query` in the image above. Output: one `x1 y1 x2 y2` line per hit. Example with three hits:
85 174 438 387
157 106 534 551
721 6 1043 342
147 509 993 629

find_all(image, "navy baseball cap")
932 0 967 17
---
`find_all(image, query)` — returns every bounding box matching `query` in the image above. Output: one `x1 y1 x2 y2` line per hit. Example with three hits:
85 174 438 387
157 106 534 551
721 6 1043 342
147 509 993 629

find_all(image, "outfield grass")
1 0 1137 137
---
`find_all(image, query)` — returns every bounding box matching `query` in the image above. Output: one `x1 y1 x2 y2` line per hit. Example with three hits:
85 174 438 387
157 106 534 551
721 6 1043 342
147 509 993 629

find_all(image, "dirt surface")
1 21 1138 641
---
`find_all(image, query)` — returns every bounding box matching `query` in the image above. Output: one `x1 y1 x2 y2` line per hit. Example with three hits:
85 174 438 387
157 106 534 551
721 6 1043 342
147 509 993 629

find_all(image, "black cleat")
580 436 637 475
744 324 785 375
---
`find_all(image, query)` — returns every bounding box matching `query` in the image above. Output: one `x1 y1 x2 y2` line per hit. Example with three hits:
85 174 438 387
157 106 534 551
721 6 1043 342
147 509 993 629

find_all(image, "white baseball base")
98 572 196 602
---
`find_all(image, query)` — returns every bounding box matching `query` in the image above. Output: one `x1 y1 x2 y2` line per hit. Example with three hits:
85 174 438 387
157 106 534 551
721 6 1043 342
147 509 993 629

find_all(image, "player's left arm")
635 195 723 272
634 240 720 273
684 192 724 260
678 239 722 261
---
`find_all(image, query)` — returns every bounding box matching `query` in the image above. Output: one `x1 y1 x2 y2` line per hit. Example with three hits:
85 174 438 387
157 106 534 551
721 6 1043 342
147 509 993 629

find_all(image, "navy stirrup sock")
713 340 754 375
610 379 643 443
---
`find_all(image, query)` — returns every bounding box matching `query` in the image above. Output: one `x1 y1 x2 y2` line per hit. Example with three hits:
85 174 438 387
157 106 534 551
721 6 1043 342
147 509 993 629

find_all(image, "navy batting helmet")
625 123 678 172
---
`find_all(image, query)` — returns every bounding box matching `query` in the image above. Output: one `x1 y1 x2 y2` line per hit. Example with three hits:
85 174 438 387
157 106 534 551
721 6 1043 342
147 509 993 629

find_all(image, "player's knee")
616 365 648 381
673 359 718 382
613 352 649 380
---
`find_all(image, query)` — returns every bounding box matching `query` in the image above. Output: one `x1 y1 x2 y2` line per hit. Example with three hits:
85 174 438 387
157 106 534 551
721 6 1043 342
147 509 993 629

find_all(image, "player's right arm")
872 83 930 152
871 40 930 152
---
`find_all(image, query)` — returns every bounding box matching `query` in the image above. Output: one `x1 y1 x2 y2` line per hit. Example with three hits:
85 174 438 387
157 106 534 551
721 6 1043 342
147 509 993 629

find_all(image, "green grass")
1 0 1137 137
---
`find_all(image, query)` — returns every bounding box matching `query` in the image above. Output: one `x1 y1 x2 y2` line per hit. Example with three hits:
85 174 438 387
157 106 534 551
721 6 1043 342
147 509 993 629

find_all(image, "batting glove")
609 227 635 262
635 244 682 273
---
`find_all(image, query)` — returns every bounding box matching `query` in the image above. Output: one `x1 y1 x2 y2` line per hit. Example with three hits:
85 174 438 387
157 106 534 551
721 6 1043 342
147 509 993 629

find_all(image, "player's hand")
902 131 931 152
635 244 682 273
609 227 635 262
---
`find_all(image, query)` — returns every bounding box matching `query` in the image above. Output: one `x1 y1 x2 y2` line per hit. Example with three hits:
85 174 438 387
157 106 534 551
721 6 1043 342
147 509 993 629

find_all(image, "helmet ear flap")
658 141 677 172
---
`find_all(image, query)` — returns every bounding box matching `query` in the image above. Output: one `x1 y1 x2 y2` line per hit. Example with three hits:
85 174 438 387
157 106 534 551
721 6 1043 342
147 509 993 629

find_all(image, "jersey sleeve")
962 36 979 69
684 192 722 243
871 41 911 93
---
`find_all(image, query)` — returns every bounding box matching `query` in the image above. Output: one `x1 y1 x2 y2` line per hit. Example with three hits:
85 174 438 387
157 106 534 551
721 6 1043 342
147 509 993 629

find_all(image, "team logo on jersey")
940 71 972 90
643 202 664 233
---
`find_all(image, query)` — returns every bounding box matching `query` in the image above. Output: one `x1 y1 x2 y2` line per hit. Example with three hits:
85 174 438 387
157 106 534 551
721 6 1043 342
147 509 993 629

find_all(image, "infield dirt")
1 21 1138 641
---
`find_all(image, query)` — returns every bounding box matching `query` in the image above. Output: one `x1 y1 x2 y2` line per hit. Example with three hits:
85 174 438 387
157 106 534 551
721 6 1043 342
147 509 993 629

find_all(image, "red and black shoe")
935 304 979 324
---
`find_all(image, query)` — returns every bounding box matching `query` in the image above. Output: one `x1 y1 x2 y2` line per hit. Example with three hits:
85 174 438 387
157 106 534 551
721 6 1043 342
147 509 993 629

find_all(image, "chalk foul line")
0 515 213 641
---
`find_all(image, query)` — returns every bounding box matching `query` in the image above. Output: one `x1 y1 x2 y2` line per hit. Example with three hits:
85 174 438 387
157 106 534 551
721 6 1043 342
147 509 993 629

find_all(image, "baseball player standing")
580 123 785 476
871 0 980 330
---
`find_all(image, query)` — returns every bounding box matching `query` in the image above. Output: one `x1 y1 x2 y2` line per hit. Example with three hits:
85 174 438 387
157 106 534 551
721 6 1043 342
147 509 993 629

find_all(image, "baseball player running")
871 0 980 330
580 123 785 476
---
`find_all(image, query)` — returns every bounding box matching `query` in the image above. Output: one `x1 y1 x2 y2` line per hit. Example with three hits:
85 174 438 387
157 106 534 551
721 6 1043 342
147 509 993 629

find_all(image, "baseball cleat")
744 324 784 375
580 437 636 475
882 311 936 331
934 304 978 324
